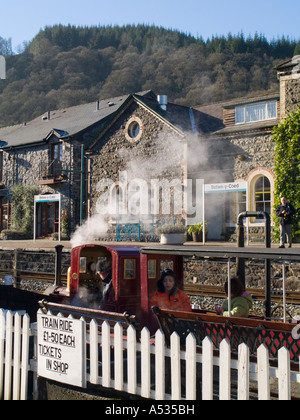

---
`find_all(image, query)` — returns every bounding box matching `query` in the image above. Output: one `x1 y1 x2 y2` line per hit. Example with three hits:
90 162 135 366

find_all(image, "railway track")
184 284 300 305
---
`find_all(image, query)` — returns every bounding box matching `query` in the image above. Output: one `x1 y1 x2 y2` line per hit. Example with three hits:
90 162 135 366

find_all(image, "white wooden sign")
205 182 247 193
37 311 86 388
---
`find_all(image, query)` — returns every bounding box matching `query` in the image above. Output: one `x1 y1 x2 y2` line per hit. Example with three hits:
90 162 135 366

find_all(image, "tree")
10 184 39 233
294 41 300 56
272 110 300 240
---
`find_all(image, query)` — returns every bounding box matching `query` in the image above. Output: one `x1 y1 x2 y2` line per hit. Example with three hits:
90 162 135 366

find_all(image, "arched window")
254 176 271 215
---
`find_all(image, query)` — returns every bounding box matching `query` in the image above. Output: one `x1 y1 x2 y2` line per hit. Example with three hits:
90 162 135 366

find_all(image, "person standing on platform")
276 197 296 248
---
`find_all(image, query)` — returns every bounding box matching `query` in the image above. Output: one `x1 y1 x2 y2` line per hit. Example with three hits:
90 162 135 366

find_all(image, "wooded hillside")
0 25 299 127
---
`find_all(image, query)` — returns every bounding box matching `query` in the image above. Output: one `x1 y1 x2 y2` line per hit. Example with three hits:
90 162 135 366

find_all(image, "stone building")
0 56 299 242
194 55 300 241
0 91 207 239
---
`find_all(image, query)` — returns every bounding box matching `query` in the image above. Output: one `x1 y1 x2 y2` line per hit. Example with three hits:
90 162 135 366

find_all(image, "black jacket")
276 203 296 225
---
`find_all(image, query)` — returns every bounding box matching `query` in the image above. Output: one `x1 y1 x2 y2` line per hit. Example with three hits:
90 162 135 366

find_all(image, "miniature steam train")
43 242 300 362
1 242 300 361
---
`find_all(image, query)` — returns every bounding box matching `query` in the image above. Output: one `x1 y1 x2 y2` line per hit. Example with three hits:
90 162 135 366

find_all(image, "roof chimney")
157 95 168 111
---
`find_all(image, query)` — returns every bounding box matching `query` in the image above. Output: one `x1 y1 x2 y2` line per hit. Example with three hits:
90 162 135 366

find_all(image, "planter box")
160 233 186 245
191 232 208 242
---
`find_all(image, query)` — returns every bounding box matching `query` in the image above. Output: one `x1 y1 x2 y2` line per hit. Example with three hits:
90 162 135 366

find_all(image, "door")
0 203 9 232
36 202 59 237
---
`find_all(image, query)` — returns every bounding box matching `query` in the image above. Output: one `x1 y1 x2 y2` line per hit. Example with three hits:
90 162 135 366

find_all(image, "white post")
227 258 231 318
283 262 287 323
33 198 36 241
89 319 99 385
238 343 249 400
170 332 181 400
219 339 231 400
101 321 111 388
203 185 206 245
141 327 151 399
127 325 137 395
278 347 291 400
155 330 165 400
186 333 196 400
202 336 214 400
257 344 270 400
114 323 124 391
58 194 61 242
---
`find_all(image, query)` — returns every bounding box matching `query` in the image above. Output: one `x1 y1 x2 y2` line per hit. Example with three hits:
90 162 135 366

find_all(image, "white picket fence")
87 320 300 400
0 309 31 400
1 309 300 400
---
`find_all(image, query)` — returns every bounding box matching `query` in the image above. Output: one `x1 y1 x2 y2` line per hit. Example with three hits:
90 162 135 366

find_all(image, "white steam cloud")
70 213 109 248
70 127 216 247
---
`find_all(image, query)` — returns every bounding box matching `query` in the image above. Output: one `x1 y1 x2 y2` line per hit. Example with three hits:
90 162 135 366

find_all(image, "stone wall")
89 101 186 237
1 139 83 234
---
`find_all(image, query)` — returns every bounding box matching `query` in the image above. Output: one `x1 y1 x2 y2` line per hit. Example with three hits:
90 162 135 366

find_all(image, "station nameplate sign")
37 312 86 388
34 194 61 203
205 182 247 194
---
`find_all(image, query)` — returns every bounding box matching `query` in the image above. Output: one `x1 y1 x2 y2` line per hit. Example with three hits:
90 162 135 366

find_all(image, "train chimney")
43 244 64 296
157 95 168 111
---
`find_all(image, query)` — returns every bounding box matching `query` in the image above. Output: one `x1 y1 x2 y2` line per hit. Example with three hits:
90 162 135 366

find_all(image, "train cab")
68 244 142 317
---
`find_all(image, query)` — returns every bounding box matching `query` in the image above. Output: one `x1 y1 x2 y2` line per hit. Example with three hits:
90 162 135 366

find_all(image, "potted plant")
156 224 187 245
188 223 206 242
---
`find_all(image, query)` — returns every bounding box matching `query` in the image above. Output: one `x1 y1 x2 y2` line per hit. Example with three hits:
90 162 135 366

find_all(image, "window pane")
264 178 271 201
255 177 263 202
254 176 271 219
256 202 265 212
235 106 245 123
246 103 266 122
265 202 271 214
267 101 277 119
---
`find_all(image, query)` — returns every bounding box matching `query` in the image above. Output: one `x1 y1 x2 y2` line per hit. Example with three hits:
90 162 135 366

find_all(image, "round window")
128 121 140 139
125 117 143 142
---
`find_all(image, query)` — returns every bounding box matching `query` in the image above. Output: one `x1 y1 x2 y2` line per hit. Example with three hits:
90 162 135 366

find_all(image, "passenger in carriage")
150 268 192 312
216 277 253 318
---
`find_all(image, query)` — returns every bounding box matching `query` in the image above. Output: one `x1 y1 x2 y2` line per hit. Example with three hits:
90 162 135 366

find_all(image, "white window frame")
235 100 277 124
253 176 271 223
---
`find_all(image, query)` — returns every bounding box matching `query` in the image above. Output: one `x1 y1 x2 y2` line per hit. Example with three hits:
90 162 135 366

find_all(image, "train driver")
96 260 114 302
150 268 192 312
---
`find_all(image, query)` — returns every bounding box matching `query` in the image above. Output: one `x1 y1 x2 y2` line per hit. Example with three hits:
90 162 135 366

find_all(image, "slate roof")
0 93 141 149
0 90 211 149
195 92 280 135
275 55 300 72
0 88 283 149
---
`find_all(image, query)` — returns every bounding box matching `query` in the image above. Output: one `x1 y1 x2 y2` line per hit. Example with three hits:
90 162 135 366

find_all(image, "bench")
152 306 300 362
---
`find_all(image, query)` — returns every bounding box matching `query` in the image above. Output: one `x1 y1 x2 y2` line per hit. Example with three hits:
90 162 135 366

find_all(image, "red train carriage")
66 244 142 317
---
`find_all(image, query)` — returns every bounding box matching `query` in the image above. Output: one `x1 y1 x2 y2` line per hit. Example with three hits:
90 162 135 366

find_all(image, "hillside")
0 25 299 127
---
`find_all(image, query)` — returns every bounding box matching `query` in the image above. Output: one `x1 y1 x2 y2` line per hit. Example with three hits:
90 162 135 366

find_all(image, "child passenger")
216 277 253 318
151 268 192 312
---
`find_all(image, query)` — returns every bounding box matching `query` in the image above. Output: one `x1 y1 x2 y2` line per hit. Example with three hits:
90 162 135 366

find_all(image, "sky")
1 0 300 52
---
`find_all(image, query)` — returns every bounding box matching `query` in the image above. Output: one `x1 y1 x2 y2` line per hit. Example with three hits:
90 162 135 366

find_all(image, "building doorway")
36 202 59 238
0 199 9 232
